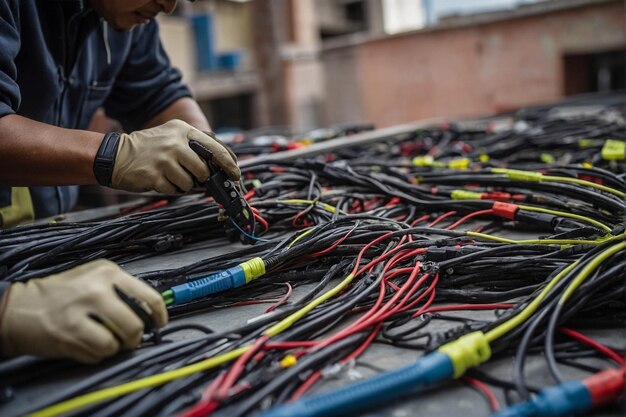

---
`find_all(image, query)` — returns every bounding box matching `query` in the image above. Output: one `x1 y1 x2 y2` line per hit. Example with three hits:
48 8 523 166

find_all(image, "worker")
0 0 239 362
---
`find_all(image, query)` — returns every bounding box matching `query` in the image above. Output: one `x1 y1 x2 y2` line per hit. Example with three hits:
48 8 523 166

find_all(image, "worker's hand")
111 119 240 194
0 260 168 364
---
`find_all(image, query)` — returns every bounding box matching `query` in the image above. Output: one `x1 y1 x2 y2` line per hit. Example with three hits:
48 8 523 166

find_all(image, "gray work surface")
1 237 624 417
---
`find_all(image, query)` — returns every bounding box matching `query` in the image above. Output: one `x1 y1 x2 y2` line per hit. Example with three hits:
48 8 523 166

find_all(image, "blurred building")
157 0 258 131
319 0 625 127
157 0 625 131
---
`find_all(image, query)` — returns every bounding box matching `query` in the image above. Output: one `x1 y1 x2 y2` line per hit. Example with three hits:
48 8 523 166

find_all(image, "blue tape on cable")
170 265 246 305
258 352 454 417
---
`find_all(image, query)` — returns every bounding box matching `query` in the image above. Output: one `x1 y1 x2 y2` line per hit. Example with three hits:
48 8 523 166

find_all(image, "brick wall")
322 0 625 127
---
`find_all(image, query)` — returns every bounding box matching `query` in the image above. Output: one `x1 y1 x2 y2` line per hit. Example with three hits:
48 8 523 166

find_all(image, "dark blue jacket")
0 0 192 220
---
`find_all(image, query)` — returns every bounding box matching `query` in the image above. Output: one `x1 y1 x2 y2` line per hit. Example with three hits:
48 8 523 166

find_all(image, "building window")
563 49 626 96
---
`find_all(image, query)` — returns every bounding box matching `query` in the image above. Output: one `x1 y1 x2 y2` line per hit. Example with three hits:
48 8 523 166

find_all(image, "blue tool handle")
170 266 245 305
258 352 454 417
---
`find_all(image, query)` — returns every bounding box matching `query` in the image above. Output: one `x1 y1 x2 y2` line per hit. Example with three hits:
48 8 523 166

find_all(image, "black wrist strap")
93 132 121 186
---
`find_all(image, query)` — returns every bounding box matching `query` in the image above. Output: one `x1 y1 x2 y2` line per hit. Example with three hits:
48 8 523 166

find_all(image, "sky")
425 0 544 23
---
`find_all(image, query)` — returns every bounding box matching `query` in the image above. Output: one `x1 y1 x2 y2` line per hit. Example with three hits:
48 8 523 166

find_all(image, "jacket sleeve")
0 0 21 118
103 20 192 132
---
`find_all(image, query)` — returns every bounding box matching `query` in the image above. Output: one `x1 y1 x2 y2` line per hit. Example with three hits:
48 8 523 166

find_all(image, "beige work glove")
111 119 240 195
0 259 168 364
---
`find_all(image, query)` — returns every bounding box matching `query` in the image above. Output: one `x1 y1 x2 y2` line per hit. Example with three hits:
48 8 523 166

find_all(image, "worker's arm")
0 114 102 186
0 113 239 193
143 96 211 131
0 260 168 364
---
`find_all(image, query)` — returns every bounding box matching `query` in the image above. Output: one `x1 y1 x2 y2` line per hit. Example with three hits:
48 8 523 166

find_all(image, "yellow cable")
466 231 611 246
265 273 355 337
541 174 625 198
275 199 345 214
30 270 359 417
28 346 249 417
491 168 625 198
485 260 580 343
559 241 625 304
518 205 612 233
465 233 518 244
288 227 316 248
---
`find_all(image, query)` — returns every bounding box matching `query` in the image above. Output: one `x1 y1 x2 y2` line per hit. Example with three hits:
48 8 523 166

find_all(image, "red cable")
560 328 625 366
264 283 293 313
291 208 312 228
177 373 225 417
177 400 219 417
264 341 316 350
410 214 431 227
446 209 494 230
322 247 433 348
402 272 438 313
317 262 423 348
252 212 269 233
137 199 170 213
216 335 269 400
349 249 420 329
310 225 356 257
462 376 501 411
243 189 255 200
290 324 382 401
428 211 457 227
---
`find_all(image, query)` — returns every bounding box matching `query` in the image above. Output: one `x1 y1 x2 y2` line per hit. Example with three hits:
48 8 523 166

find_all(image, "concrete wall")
322 0 625 127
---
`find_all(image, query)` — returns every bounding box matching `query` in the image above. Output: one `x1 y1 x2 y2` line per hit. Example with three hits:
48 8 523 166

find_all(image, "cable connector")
437 331 491 378
492 202 519 220
514 210 557 230
583 367 624 407
447 158 471 170
413 155 435 167
279 355 298 369
492 168 543 182
601 139 625 161
451 190 482 200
